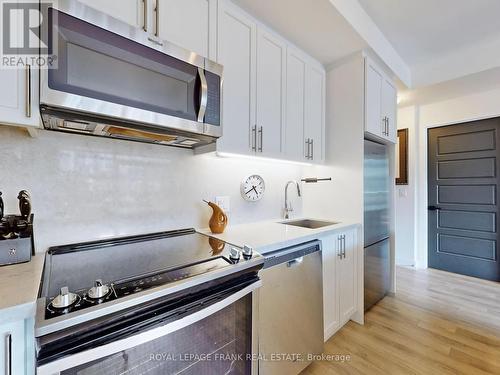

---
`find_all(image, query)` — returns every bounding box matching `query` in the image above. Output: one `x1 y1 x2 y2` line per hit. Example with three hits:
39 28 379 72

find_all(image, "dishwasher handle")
287 257 303 268
263 240 321 269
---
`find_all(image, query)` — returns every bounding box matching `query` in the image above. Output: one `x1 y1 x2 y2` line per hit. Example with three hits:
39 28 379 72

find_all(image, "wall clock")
240 175 265 202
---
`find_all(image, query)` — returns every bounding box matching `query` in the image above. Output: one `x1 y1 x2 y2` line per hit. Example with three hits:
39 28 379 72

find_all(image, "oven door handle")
197 67 208 123
37 280 262 375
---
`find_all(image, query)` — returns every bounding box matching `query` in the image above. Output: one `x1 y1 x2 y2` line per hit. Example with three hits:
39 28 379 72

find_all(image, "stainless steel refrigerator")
364 139 391 311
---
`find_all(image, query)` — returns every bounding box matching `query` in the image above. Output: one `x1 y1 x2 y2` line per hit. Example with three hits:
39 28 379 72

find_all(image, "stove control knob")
242 245 253 258
229 247 241 261
51 286 78 309
88 279 110 299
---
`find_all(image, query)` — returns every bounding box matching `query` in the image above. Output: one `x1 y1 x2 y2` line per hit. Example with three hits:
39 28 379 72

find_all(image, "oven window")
60 294 252 375
48 9 203 123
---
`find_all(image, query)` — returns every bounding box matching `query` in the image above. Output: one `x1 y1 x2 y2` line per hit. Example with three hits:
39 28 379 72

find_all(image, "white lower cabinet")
322 228 359 340
0 317 34 375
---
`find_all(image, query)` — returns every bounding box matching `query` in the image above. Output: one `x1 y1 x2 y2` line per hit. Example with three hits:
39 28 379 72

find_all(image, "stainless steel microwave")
40 0 223 149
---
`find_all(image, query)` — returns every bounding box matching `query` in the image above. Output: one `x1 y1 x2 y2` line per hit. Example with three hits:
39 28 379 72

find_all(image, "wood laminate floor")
302 266 500 375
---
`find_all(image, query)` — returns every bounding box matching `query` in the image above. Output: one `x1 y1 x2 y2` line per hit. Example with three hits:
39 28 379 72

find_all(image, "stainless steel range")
35 229 263 375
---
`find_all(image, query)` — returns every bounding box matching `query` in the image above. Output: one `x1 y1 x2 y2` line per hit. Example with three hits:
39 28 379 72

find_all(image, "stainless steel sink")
279 219 339 229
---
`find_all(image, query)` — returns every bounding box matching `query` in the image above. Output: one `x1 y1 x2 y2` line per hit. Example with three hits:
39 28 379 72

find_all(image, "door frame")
417 112 500 269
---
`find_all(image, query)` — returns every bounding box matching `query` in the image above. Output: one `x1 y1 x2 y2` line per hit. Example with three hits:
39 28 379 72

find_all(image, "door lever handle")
428 206 442 211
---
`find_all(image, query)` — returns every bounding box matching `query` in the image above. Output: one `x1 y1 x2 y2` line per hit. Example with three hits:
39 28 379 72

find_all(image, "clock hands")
245 185 259 196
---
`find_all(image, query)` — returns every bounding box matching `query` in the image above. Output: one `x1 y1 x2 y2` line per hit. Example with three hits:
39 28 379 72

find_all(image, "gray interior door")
428 118 500 281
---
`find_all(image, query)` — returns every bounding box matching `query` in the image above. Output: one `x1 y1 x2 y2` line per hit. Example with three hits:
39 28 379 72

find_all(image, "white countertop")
198 218 361 254
0 218 360 318
0 254 45 321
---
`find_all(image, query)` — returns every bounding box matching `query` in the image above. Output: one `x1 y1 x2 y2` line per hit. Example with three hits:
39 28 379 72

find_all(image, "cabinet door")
216 0 256 155
256 28 286 158
365 58 383 139
322 235 340 340
285 48 306 161
305 64 325 162
78 0 142 28
0 66 39 129
338 229 357 325
381 77 397 143
0 1 39 130
0 320 26 375
158 0 216 58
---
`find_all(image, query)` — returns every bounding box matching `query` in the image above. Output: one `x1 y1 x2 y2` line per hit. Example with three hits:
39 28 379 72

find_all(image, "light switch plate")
398 188 408 198
215 196 230 214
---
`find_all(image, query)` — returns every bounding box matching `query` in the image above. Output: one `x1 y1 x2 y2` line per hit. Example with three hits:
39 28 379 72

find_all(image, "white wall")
394 106 417 265
0 126 305 253
397 87 500 268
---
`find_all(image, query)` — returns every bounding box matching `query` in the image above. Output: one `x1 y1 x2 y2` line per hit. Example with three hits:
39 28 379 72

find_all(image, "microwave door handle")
197 68 208 123
36 280 262 375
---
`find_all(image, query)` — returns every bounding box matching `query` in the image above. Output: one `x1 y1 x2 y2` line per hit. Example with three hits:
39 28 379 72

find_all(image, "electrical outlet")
215 196 230 214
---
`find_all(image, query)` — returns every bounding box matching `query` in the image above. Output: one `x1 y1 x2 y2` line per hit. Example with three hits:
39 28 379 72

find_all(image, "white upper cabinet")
0 65 39 129
364 57 397 143
78 0 142 28
216 0 256 155
0 0 39 130
365 59 383 138
216 0 324 162
381 78 397 143
305 64 325 162
285 48 325 163
157 0 216 59
255 28 286 158
285 48 307 161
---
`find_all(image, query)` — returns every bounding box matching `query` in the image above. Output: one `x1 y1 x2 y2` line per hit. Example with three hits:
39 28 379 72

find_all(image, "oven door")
37 280 260 375
41 0 222 137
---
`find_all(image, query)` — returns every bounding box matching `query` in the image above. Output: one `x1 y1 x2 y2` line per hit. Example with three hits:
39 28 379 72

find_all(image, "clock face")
241 175 265 202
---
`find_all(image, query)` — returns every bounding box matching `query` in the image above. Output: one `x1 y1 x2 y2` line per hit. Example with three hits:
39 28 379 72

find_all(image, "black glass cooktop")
40 229 245 319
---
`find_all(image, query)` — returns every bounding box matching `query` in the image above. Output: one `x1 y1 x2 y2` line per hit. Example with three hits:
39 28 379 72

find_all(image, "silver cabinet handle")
154 0 159 36
142 0 147 32
197 68 208 123
310 139 314 160
5 333 11 375
258 126 263 153
305 138 312 159
25 65 31 118
342 234 346 259
382 116 389 136
386 117 390 137
251 125 257 151
337 235 342 259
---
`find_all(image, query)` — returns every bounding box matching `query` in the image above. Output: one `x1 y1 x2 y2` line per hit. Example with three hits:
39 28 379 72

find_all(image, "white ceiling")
233 0 367 65
398 66 500 107
358 0 500 87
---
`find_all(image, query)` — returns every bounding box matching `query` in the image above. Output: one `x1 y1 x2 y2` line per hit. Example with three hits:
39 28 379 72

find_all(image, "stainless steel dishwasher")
258 240 324 375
